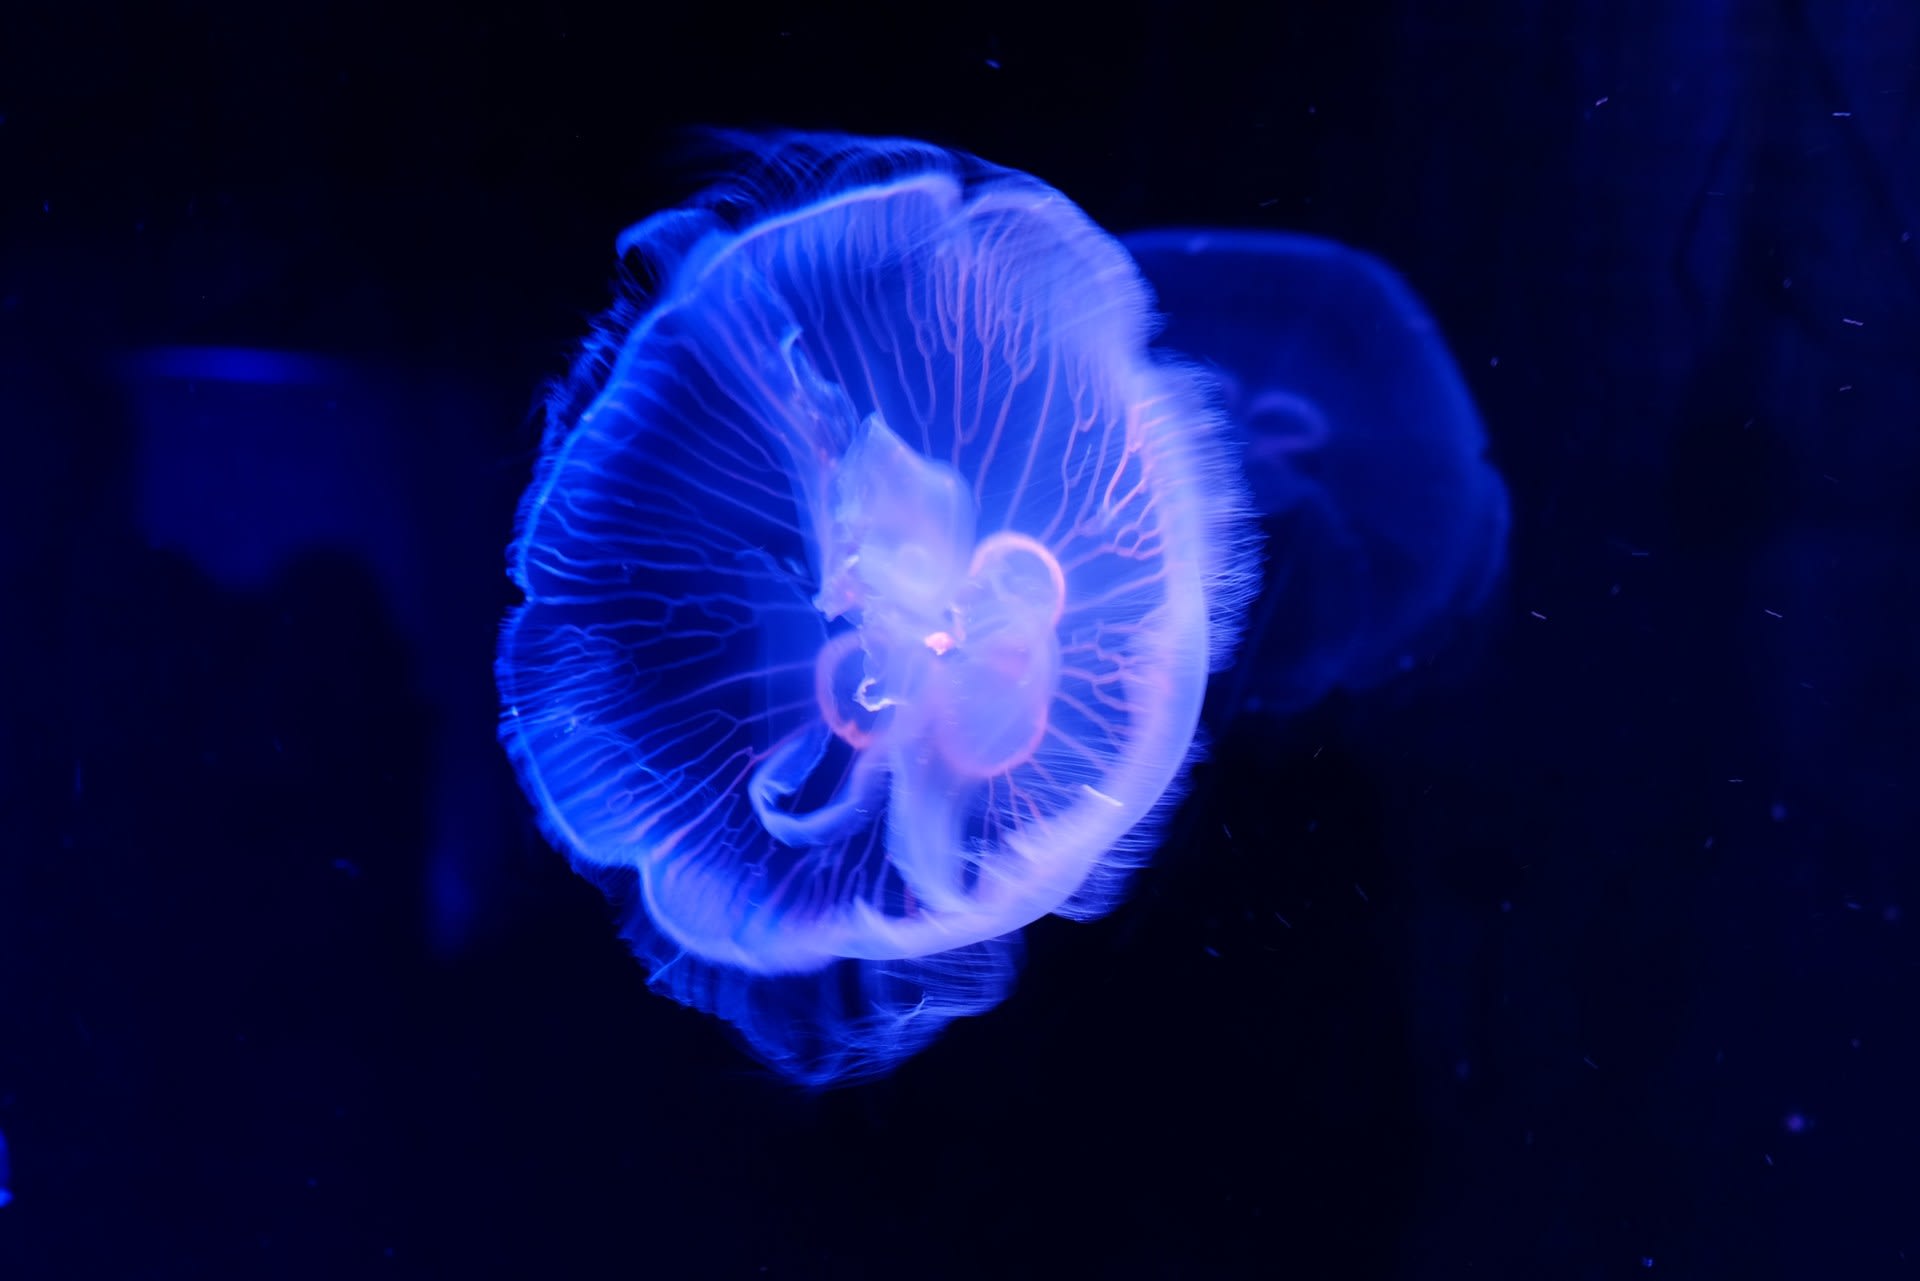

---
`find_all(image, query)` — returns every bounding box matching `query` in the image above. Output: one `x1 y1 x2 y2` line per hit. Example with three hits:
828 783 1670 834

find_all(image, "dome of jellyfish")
497 133 1503 1086
1122 230 1510 718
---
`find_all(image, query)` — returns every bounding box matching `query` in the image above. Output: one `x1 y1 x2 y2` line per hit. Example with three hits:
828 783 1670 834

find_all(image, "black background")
3 1 1917 1277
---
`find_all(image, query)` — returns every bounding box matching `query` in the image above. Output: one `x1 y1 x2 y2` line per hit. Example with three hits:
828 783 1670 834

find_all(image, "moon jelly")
1124 230 1509 716
498 134 1500 1085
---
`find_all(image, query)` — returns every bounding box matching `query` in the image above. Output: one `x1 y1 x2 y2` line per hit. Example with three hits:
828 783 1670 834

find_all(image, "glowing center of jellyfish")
810 413 1065 785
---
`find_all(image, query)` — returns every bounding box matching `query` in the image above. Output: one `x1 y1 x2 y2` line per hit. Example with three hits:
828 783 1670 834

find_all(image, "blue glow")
498 134 1505 1086
122 345 340 386
123 349 410 592
120 352 514 960
0 1126 11 1207
1124 230 1509 714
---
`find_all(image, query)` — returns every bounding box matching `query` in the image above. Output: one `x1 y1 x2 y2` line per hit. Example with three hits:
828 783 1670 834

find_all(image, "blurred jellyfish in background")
497 133 1506 1085
117 348 520 956
1123 231 1509 719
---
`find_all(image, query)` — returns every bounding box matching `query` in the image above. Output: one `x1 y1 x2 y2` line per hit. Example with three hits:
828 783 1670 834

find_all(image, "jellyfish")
497 133 1499 1086
1121 233 1512 722
1122 230 1509 717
